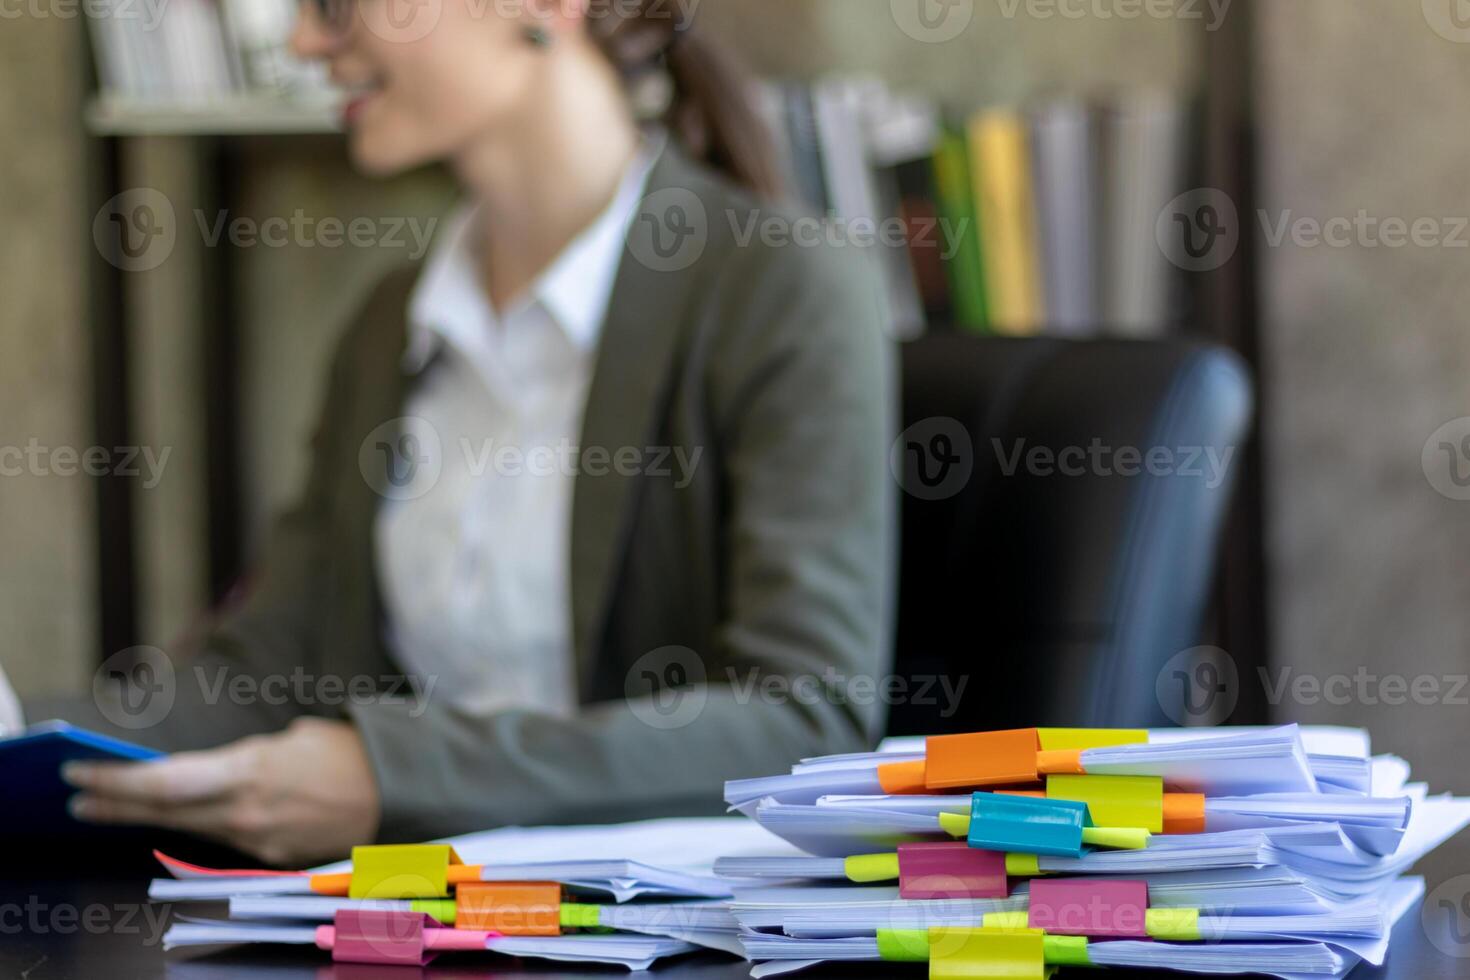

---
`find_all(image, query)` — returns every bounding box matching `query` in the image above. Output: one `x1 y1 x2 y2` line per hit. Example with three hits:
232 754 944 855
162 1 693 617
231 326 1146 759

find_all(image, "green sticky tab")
350 844 457 899
1036 729 1148 751
1146 908 1201 941
1005 853 1041 876
876 928 932 962
1043 935 1092 966
1080 827 1151 850
981 911 1029 930
939 811 972 837
845 853 901 883
408 898 456 924
560 903 604 929
929 928 1047 980
1048 774 1164 833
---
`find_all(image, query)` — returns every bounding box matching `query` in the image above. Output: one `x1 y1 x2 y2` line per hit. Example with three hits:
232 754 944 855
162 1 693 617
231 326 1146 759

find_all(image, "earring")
523 24 552 47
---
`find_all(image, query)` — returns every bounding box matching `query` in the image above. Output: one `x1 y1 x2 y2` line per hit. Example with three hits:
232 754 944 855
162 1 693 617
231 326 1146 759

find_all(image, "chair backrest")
888 333 1253 736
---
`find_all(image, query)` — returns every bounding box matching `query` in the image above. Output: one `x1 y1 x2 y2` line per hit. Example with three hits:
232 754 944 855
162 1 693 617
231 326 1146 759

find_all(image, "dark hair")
585 0 782 199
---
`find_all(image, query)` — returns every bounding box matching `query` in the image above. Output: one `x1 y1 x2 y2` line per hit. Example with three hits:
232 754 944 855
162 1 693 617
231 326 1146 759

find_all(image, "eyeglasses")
301 0 354 34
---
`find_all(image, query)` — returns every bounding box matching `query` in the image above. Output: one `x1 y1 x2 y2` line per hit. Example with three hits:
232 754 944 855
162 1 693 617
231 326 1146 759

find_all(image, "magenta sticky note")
1027 878 1149 938
332 909 435 965
896 842 1008 900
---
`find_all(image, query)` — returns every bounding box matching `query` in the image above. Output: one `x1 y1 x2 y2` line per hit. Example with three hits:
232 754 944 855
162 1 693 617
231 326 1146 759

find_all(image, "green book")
932 129 989 332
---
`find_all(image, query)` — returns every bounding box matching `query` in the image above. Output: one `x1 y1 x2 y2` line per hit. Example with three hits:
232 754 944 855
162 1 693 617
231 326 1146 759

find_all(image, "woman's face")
291 0 547 176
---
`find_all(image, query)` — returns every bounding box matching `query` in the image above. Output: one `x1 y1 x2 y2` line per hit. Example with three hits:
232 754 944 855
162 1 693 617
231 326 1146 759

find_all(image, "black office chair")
887 333 1253 735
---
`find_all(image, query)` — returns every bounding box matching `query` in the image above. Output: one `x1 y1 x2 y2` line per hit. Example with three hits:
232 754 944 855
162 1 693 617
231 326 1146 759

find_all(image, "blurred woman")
20 0 893 863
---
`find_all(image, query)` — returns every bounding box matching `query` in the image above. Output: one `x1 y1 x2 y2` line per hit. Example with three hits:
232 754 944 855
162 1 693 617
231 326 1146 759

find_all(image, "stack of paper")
155 816 799 969
717 725 1470 979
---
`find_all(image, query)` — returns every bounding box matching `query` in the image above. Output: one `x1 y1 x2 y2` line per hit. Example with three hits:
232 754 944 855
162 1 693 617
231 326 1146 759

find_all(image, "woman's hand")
63 717 381 866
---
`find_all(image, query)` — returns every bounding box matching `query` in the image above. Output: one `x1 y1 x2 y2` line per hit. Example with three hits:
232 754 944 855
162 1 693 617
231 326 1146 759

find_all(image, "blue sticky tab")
967 792 1093 858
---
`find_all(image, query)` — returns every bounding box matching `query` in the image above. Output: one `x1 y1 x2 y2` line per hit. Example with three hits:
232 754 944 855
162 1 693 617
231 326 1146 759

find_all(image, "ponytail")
586 0 782 199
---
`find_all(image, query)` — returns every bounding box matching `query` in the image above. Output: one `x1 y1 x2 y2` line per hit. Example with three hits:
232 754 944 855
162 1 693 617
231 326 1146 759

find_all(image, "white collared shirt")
375 140 658 717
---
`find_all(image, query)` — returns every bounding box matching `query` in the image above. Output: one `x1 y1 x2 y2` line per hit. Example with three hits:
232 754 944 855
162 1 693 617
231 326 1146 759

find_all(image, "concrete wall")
1255 0 1470 790
0 17 94 697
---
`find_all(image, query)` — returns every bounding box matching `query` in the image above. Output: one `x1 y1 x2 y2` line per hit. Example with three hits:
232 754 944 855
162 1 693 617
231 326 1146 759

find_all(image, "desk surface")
5 836 1470 980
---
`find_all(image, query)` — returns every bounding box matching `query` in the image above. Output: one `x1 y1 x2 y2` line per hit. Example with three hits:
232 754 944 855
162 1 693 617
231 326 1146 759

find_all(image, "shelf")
85 95 342 137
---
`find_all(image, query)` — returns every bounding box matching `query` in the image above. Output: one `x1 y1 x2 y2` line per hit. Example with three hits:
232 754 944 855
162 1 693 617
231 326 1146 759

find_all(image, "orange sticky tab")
1036 749 1085 775
447 865 483 886
996 789 1047 798
878 760 928 794
1163 793 1207 835
310 873 353 896
456 882 562 935
925 729 1039 789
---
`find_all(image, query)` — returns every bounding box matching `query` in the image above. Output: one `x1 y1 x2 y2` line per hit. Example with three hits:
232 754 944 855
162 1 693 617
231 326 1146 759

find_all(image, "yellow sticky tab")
1043 935 1091 967
350 844 461 900
981 911 1029 929
1036 729 1148 751
1146 908 1201 941
939 811 972 838
1079 827 1151 850
877 928 932 962
844 853 901 883
929 928 1047 980
1048 774 1164 833
1004 853 1041 876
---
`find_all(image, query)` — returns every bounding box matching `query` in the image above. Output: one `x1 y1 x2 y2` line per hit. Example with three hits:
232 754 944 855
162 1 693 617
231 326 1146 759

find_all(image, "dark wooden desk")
5 835 1470 980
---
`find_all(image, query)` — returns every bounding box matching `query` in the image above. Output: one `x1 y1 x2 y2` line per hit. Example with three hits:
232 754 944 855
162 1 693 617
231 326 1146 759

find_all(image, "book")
1030 98 1098 335
968 108 1045 335
931 129 988 331
0 721 162 836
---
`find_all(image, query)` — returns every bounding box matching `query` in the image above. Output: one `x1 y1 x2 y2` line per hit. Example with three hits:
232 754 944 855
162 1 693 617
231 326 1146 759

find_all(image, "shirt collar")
404 131 664 374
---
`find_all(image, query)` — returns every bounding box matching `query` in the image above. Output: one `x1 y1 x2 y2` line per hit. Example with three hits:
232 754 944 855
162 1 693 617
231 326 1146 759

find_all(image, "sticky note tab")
845 853 901 883
1004 853 1041 876
939 811 972 838
1036 729 1147 751
1163 793 1207 835
350 845 462 900
332 909 434 966
456 882 562 935
928 928 1047 980
1042 934 1091 967
408 899 456 925
898 842 1007 900
926 729 1040 789
1047 774 1165 833
1146 907 1202 941
878 759 929 794
968 792 1090 858
1034 750 1085 776
310 872 353 896
981 911 1029 929
876 928 932 962
559 903 603 929
1079 827 1150 850
1028 879 1150 938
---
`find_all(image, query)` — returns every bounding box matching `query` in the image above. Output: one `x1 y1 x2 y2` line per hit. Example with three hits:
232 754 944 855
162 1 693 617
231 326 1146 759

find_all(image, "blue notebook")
1 720 163 835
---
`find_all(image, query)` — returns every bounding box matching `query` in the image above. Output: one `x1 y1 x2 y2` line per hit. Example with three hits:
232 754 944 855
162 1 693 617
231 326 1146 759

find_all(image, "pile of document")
148 725 1470 977
154 816 776 969
717 725 1470 978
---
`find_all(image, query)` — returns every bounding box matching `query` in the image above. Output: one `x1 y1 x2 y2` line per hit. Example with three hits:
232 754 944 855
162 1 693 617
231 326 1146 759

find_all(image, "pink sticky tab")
332 910 435 965
896 842 1008 900
1027 879 1149 938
